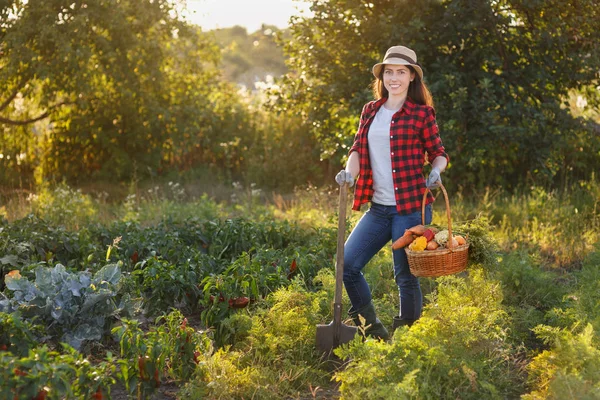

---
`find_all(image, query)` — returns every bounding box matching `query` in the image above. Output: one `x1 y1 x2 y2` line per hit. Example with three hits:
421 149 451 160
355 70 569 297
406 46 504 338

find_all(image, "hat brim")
372 58 423 80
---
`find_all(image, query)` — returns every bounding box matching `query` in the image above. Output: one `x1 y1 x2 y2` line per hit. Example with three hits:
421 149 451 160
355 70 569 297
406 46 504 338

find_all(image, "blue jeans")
343 202 432 320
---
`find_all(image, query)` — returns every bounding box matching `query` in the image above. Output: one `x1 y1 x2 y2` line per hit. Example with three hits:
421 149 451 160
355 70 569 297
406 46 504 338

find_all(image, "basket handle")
421 182 455 249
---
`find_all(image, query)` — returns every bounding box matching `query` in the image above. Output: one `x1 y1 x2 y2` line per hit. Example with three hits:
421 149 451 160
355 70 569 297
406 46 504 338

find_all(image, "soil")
107 381 341 399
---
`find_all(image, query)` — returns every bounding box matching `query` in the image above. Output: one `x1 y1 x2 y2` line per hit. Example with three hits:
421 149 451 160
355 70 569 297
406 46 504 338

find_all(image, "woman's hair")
371 65 434 107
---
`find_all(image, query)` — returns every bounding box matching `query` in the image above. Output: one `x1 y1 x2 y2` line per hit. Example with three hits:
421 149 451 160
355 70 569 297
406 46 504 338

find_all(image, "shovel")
316 182 358 353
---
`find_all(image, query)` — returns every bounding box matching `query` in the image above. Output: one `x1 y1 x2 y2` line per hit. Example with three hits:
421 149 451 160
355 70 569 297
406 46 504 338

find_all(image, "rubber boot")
349 302 389 340
392 316 416 332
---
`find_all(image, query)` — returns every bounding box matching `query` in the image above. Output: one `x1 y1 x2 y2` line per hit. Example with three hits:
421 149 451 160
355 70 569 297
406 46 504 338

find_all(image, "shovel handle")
333 183 347 328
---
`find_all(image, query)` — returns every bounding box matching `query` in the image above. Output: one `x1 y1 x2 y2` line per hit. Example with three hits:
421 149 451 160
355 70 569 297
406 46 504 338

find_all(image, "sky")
184 0 313 33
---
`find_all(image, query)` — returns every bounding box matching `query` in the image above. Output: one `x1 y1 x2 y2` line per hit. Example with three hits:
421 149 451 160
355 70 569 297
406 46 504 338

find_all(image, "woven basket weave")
405 183 469 278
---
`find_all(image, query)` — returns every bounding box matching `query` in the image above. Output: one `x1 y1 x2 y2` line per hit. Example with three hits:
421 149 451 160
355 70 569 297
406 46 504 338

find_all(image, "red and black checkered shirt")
349 97 448 215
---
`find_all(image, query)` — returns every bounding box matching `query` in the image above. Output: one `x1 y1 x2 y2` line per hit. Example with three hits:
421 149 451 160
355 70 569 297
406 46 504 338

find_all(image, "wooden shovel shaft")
333 183 347 345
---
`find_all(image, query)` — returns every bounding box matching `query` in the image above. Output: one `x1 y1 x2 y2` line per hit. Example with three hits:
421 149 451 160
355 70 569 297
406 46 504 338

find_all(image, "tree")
277 0 600 190
0 0 240 184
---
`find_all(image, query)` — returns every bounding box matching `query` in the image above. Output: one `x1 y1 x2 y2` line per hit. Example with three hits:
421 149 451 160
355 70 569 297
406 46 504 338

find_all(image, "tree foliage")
0 0 250 184
211 24 288 89
277 0 600 190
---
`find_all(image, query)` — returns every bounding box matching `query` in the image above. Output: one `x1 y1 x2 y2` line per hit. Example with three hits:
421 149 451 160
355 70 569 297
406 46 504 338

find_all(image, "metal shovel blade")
316 320 358 353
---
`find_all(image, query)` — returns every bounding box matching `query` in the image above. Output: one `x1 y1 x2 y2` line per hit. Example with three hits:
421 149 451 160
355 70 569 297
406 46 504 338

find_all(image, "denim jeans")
343 202 432 320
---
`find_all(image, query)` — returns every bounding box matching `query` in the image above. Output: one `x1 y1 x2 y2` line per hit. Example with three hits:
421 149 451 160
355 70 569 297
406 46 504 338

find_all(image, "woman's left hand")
426 168 441 188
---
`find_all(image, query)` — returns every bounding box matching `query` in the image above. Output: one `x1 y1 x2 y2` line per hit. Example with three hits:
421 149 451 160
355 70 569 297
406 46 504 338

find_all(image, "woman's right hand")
335 170 354 187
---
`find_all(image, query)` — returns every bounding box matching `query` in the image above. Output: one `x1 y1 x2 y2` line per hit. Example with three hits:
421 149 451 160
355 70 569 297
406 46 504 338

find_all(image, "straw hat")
372 46 423 80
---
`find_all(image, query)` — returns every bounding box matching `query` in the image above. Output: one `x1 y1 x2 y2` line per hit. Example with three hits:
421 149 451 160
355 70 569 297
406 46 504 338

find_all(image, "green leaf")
93 264 121 285
5 275 32 292
0 255 19 266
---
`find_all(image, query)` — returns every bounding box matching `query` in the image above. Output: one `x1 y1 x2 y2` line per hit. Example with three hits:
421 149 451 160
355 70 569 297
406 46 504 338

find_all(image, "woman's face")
383 65 414 97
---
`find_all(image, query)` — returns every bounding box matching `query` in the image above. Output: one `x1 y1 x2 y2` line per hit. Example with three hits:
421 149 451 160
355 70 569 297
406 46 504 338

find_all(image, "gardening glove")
426 167 441 189
335 170 354 187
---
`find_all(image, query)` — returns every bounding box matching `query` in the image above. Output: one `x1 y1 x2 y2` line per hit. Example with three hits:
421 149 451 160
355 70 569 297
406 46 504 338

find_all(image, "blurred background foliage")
0 0 599 194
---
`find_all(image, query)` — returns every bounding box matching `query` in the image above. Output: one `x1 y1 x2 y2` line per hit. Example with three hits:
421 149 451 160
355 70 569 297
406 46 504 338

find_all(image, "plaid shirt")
349 97 448 215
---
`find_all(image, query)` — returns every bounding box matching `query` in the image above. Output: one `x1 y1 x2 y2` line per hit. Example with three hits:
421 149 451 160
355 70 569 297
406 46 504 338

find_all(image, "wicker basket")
405 183 469 277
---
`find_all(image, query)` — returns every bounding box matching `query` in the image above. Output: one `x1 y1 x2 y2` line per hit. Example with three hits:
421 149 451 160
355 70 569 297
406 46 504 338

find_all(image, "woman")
335 45 448 340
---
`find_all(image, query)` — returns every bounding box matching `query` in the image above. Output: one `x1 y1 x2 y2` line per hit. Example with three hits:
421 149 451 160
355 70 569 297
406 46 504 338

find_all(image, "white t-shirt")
368 105 399 205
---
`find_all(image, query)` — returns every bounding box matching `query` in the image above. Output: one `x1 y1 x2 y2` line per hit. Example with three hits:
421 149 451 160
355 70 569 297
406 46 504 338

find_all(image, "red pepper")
92 389 103 400
422 229 435 242
231 297 250 309
32 390 47 400
154 369 160 388
138 356 145 380
287 259 298 280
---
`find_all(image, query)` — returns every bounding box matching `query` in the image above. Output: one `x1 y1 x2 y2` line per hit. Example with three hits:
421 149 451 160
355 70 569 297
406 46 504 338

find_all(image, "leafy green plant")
112 311 212 398
132 256 203 317
540 247 600 337
0 264 132 349
29 183 98 229
199 247 324 339
453 215 499 267
0 344 115 400
524 324 600 399
182 280 331 399
201 217 312 261
155 310 212 382
334 269 524 399
113 318 166 399
493 252 571 347
0 312 44 357
0 214 92 271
